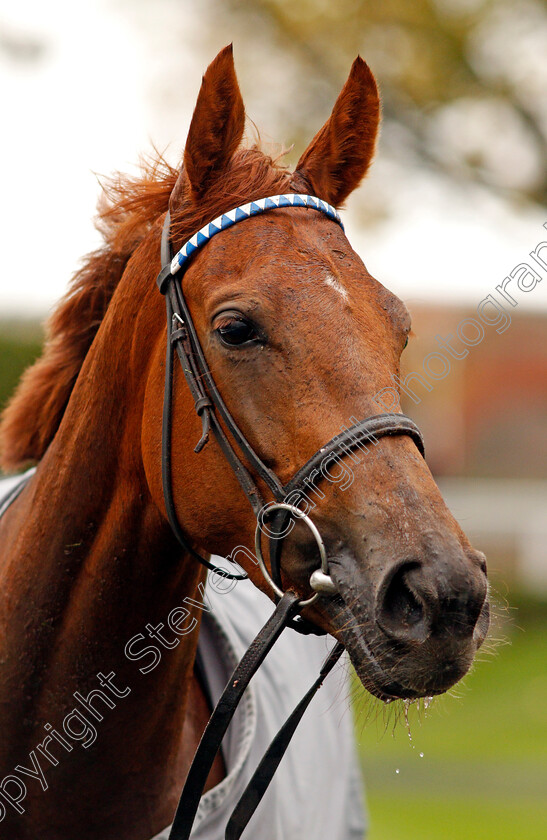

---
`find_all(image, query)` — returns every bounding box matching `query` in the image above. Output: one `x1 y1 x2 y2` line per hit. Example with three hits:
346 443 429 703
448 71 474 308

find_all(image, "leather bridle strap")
168 591 302 840
161 286 248 579
160 210 272 580
267 413 425 592
224 641 345 840
284 413 424 494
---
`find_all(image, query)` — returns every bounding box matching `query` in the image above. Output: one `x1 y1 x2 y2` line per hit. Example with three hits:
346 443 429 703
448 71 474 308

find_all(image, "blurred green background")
2 0 547 837
354 594 547 839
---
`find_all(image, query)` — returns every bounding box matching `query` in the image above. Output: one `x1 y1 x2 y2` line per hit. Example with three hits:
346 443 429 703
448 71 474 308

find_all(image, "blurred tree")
204 0 547 206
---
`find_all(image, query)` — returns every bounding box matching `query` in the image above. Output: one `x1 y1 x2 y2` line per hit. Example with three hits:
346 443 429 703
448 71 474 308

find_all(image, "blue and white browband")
169 193 343 275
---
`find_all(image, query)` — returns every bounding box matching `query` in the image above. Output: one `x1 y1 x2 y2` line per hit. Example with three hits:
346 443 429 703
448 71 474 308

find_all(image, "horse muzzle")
317 542 490 700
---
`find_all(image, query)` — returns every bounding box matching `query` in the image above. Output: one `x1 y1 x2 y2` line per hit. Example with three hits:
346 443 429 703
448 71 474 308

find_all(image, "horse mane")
0 145 292 471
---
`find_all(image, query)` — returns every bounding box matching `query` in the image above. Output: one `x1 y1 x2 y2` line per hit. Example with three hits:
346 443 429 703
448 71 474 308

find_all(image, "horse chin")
342 623 476 702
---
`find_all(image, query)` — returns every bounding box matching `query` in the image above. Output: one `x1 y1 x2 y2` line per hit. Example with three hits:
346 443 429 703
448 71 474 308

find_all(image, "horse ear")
179 44 245 202
295 57 380 207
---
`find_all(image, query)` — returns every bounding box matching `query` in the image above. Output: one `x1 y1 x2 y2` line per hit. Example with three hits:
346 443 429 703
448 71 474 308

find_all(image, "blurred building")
400 304 547 594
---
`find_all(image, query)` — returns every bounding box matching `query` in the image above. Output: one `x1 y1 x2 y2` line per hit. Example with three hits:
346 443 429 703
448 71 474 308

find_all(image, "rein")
156 193 425 839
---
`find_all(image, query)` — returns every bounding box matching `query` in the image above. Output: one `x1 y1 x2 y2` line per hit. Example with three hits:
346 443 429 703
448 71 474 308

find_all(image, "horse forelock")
0 145 293 471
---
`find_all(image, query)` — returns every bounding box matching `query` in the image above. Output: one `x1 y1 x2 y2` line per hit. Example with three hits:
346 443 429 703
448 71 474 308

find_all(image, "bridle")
156 192 425 839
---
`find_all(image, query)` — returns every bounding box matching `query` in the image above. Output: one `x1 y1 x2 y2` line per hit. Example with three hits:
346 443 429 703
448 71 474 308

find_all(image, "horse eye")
403 336 409 350
216 317 258 347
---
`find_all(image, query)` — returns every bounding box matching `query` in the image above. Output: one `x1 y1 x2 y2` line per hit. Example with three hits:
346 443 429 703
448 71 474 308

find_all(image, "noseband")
156 193 425 839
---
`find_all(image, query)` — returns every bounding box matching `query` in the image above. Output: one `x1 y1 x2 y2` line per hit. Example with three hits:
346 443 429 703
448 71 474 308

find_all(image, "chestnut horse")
0 47 489 839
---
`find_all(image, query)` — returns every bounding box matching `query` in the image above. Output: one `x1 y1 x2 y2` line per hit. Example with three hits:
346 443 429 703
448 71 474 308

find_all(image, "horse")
0 45 489 839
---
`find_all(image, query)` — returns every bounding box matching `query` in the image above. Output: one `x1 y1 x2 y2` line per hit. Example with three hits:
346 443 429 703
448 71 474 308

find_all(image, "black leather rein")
155 195 425 839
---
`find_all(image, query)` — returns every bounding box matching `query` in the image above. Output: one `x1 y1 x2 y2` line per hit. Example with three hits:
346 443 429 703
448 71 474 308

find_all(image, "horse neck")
0 232 207 828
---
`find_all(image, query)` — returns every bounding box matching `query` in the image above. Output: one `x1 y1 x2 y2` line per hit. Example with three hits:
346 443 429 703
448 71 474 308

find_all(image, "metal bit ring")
254 503 335 607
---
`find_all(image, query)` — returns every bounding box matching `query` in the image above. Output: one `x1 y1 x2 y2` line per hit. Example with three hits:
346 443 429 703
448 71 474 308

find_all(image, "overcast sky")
1 0 546 318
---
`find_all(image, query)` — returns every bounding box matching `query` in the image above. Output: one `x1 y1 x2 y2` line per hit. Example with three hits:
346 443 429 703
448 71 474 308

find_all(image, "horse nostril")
376 562 429 643
475 551 488 576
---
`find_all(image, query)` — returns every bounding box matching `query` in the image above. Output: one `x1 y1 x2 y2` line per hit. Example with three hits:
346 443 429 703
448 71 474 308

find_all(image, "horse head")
139 45 489 702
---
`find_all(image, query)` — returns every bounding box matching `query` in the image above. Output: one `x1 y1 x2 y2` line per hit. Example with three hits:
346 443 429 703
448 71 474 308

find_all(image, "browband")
157 193 343 294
